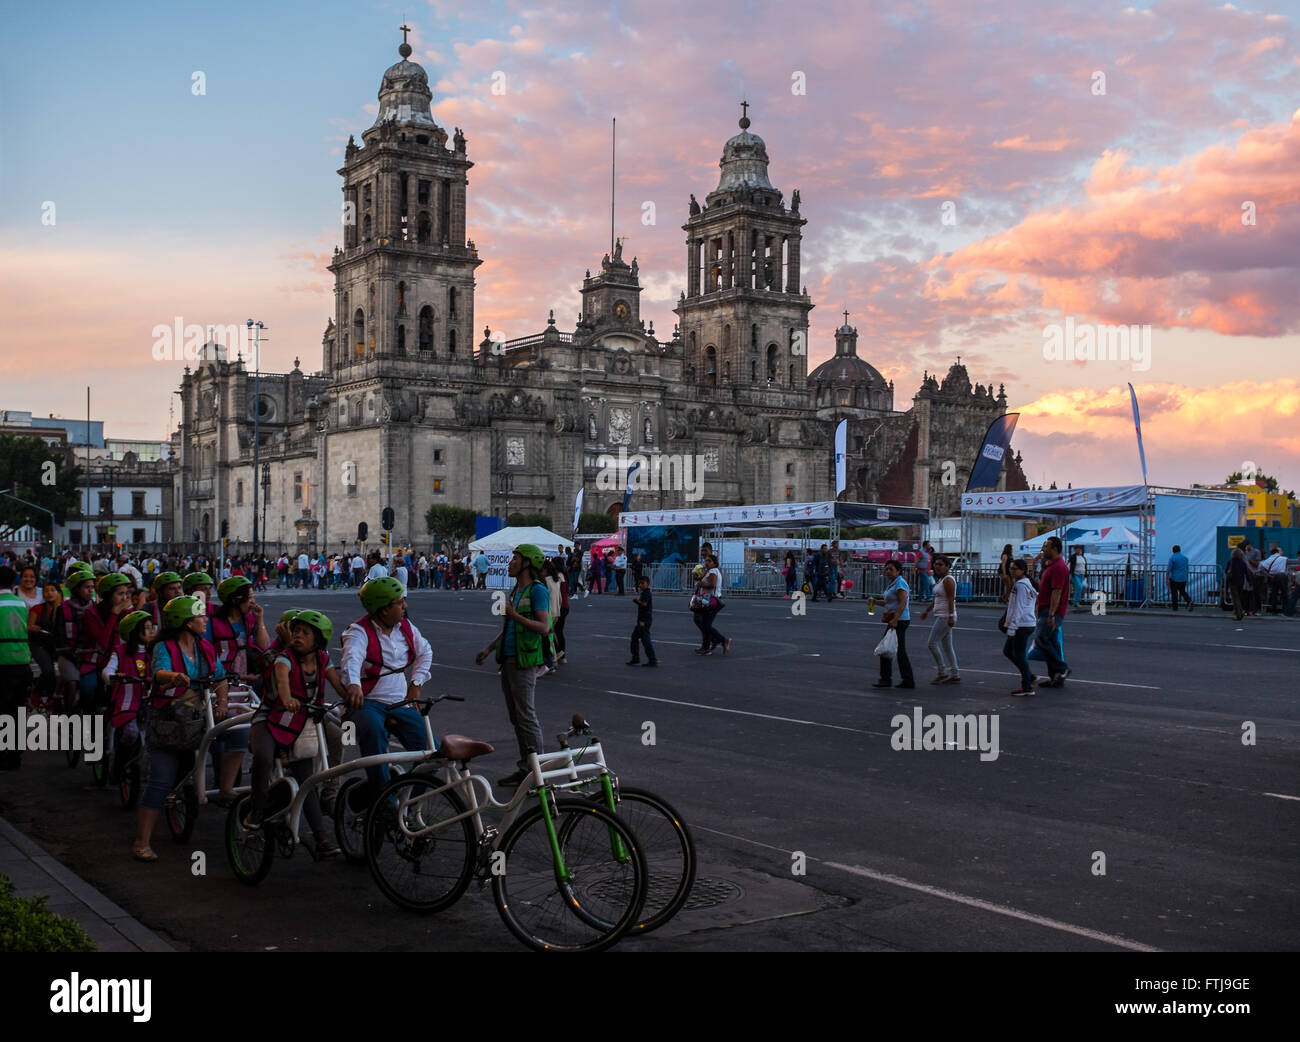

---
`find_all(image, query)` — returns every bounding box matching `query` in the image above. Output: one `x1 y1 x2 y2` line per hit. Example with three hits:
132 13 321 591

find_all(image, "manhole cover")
683 877 743 910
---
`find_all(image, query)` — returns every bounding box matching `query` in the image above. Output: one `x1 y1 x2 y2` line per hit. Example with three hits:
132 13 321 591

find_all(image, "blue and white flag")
622 459 642 512
965 413 1019 492
572 487 584 537
834 420 847 496
1128 383 1149 486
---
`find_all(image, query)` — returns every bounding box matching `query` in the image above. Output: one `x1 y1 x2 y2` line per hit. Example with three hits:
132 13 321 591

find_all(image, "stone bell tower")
325 28 481 373
675 104 814 391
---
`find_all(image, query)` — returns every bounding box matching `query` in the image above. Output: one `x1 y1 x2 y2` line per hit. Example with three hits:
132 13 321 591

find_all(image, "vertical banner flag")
964 413 1020 492
1127 383 1149 486
622 459 642 512
834 420 848 496
572 487 584 538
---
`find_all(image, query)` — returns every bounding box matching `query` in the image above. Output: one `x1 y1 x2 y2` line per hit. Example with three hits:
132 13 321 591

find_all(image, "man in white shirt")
350 554 365 587
297 551 310 589
366 552 389 581
614 551 628 595
394 560 409 587
341 577 435 790
118 557 143 589
1262 545 1289 613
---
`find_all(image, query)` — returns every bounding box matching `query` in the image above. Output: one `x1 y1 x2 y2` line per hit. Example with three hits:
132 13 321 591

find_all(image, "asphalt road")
2 586 1297 952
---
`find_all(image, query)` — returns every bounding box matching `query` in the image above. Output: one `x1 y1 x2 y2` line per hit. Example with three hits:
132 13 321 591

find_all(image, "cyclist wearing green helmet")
341 577 435 792
204 576 266 802
134 595 227 862
147 572 184 630
182 571 214 598
269 608 304 655
244 609 345 852
475 544 551 788
75 573 134 711
101 609 155 753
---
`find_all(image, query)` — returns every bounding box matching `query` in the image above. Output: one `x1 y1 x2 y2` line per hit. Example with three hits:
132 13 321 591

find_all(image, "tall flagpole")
610 117 616 256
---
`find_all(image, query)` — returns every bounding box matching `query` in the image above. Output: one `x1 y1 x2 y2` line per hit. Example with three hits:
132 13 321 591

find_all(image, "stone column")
787 234 801 295
451 178 467 247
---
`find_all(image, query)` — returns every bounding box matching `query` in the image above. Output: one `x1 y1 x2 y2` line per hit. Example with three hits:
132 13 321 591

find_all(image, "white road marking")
1201 642 1299 653
592 633 700 647
1263 792 1300 802
693 824 1159 952
422 617 498 628
958 668 1160 691
602 689 887 736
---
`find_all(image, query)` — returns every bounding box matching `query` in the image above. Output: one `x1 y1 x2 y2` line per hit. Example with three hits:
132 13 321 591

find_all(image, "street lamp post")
261 461 270 556
247 320 265 557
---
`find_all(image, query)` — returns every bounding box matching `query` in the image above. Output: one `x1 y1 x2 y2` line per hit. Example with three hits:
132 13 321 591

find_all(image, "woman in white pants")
921 555 960 684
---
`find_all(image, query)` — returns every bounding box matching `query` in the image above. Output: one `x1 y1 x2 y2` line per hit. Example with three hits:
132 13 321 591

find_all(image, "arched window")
417 212 432 243
353 309 365 356
396 325 406 354
687 363 697 383
448 328 457 356
767 344 778 380
418 306 433 352
750 359 757 382
704 346 717 386
751 324 759 348
723 361 731 383
723 324 731 352
362 214 372 241
448 286 458 319
397 282 406 315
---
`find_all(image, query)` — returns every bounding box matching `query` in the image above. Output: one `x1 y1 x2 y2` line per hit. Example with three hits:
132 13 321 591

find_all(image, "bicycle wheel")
575 786 696 935
492 797 646 953
225 795 275 885
333 776 369 865
119 758 141 810
166 784 199 843
364 774 474 913
91 750 110 786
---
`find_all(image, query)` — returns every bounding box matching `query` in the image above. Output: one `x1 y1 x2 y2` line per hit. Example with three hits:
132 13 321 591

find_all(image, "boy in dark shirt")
627 576 657 667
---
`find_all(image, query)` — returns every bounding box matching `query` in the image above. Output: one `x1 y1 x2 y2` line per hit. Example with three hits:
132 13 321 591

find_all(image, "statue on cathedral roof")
689 194 700 216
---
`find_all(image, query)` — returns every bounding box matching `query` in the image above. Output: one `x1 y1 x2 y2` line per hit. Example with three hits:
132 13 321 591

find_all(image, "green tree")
424 504 477 543
0 436 82 533
506 511 553 529
576 512 617 535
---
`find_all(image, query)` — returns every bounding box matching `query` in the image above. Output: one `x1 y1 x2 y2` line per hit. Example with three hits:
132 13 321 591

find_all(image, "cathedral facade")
170 39 1025 551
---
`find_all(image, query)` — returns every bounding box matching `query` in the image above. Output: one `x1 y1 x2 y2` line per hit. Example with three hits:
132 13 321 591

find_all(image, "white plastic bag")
874 629 898 659
289 720 319 762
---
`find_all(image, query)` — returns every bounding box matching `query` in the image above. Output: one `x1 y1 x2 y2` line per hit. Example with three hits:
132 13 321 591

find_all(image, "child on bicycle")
102 609 155 752
243 610 346 858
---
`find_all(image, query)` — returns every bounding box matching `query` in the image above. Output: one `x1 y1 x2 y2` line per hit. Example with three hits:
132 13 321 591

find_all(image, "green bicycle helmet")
291 609 333 647
152 570 183 594
217 575 251 601
96 573 132 598
359 576 406 614
278 608 303 626
183 571 214 593
514 543 545 571
118 610 152 642
162 595 207 629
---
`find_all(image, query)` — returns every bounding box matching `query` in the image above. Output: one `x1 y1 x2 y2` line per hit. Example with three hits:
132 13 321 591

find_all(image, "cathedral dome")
807 353 887 389
370 40 438 130
716 110 774 192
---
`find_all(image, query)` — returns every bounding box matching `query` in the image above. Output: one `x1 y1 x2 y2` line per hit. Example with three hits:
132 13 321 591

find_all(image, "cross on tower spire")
400 23 412 45
398 23 413 58
843 310 850 326
739 100 750 129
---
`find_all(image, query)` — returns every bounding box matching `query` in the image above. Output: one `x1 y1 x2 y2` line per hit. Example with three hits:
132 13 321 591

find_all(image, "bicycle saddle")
439 734 495 761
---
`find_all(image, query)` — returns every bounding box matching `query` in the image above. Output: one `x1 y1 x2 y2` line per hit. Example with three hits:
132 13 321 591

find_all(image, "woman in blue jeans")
870 560 914 688
133 596 228 862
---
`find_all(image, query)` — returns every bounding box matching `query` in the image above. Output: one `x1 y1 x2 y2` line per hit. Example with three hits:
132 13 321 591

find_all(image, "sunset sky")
3 0 1297 492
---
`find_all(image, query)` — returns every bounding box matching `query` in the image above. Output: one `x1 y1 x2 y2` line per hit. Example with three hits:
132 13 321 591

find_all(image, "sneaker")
536 665 550 677
930 675 949 685
694 648 713 656
1052 668 1070 687
557 652 567 662
496 769 530 789
314 837 341 861
871 679 893 688
895 681 916 689
626 658 640 666
643 660 657 667
1010 686 1034 697
1038 674 1059 687
944 676 962 684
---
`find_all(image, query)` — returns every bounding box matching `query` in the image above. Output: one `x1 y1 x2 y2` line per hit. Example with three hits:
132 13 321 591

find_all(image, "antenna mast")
610 117 616 257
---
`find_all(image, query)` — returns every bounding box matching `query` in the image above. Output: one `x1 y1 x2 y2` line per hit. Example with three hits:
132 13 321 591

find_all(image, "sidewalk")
0 816 173 953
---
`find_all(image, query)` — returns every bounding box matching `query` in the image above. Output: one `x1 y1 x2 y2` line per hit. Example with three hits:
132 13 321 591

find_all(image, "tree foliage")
506 511 553 530
576 512 617 535
0 436 82 532
424 504 477 542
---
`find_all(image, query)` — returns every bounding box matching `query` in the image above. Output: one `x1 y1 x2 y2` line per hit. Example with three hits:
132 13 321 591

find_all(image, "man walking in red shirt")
1034 536 1071 687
